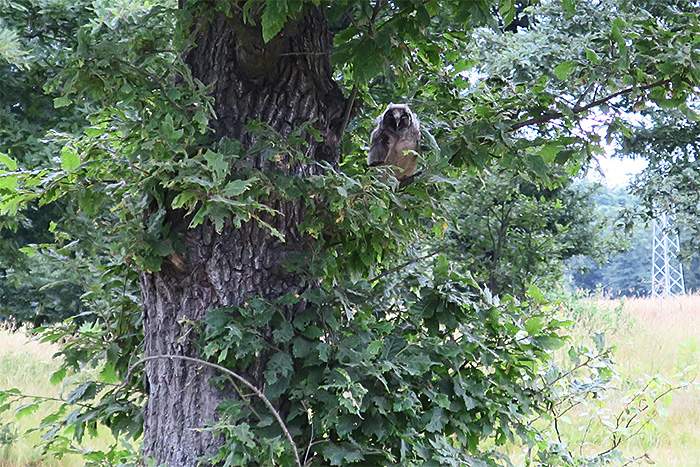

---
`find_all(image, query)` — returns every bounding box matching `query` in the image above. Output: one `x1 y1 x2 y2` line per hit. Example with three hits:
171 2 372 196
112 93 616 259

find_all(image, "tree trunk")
139 5 346 464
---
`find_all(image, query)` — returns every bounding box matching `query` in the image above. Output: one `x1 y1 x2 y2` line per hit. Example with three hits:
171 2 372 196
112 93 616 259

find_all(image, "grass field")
0 329 114 467
1 295 699 466
548 294 700 467
605 295 700 466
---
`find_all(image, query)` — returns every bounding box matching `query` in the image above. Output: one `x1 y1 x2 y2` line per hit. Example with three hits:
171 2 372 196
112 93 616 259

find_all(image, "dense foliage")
445 169 600 296
0 0 91 325
1 0 700 465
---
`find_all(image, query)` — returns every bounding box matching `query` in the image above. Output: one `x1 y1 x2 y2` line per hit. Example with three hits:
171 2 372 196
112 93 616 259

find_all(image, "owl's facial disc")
391 109 409 130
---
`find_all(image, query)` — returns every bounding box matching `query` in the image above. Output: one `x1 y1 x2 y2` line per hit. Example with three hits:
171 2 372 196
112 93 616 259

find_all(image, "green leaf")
317 342 331 362
0 153 17 170
292 337 313 359
425 407 445 432
680 104 700 122
163 113 176 140
66 383 96 404
592 332 606 352
261 1 299 43
322 443 364 466
204 150 229 180
527 154 548 177
538 143 563 163
611 18 626 49
332 25 358 47
61 148 80 171
553 60 575 80
276 293 300 305
50 368 68 385
99 361 120 384
526 285 547 305
53 96 71 108
562 0 576 15
352 38 384 84
525 316 545 334
499 0 515 27
585 47 601 64
151 239 175 257
0 174 18 190
264 351 293 385
272 321 294 344
223 179 254 197
425 1 440 16
15 401 41 418
301 288 325 303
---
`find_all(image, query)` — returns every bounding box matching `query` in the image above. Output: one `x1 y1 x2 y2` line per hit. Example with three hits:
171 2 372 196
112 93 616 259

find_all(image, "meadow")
0 295 698 466
625 296 700 464
553 294 700 466
0 330 114 466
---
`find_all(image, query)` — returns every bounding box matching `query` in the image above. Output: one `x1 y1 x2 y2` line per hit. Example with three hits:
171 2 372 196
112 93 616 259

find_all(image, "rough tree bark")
139 4 346 464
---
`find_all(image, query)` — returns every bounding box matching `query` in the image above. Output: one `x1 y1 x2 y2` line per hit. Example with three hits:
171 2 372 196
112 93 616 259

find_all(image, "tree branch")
339 84 359 136
370 247 444 283
0 390 94 410
510 79 672 131
123 355 302 467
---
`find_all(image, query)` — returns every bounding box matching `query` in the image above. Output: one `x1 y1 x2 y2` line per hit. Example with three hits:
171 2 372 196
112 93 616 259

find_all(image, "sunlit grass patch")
0 328 115 467
561 294 700 467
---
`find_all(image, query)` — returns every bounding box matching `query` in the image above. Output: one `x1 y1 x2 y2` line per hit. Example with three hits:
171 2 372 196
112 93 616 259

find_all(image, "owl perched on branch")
367 103 421 180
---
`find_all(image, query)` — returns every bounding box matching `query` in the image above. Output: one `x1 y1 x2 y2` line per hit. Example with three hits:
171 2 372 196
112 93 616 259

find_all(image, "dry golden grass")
0 328 114 467
0 328 66 466
3 296 700 466
555 295 700 467
499 294 700 466
611 295 700 466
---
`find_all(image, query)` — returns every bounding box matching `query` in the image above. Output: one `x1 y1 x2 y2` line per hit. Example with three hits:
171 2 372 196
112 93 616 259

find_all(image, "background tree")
0 1 91 325
445 167 600 296
622 108 700 256
567 184 652 297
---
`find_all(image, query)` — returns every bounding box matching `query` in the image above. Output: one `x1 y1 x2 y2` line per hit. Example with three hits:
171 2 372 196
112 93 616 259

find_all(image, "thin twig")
278 52 328 56
125 354 302 467
302 401 314 466
598 382 684 458
180 14 205 62
369 247 445 283
340 85 359 135
0 390 94 410
159 13 205 82
113 58 187 112
621 454 652 466
510 79 672 131
368 0 385 38
573 80 597 110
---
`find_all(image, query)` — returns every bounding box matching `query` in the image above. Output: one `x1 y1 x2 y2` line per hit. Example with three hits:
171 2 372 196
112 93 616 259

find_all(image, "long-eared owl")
367 103 421 180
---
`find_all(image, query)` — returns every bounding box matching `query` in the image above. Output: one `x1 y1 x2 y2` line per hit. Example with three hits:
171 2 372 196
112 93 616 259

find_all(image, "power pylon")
651 212 685 298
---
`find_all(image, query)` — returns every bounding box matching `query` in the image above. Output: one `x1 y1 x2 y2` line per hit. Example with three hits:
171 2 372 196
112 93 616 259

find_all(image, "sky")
579 111 649 188
587 154 648 187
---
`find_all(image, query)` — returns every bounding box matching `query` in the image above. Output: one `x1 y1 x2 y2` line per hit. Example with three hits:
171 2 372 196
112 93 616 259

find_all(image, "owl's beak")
392 110 402 130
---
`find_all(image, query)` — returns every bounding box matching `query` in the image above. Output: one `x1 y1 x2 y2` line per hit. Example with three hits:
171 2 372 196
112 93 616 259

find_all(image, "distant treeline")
568 183 700 298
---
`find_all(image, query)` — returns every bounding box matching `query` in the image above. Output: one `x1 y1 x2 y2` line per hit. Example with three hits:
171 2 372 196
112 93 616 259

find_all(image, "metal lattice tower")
651 212 685 298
